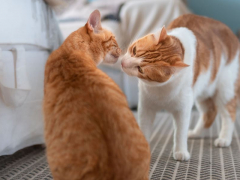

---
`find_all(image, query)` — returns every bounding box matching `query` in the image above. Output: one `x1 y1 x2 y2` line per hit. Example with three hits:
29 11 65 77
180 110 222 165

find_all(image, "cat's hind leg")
213 53 239 147
214 97 237 147
188 98 217 138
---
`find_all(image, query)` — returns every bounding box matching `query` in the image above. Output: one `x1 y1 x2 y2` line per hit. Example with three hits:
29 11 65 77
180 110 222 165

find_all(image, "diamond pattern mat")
1 111 240 180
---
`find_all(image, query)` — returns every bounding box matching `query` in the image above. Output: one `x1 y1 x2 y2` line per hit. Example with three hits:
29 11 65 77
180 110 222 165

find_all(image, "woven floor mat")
1 111 240 180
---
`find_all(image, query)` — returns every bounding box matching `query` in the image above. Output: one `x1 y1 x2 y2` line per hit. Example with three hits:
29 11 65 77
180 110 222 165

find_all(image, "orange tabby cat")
43 10 150 180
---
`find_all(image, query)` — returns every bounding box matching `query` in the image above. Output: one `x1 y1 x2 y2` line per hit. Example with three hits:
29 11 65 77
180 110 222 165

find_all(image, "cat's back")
44 51 150 180
168 14 233 36
44 50 112 179
168 14 239 62
168 14 239 85
44 49 128 123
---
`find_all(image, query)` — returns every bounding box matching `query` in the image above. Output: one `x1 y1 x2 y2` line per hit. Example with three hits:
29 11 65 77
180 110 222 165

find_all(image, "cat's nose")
111 54 119 59
117 48 122 55
121 61 124 67
120 56 129 68
121 60 127 67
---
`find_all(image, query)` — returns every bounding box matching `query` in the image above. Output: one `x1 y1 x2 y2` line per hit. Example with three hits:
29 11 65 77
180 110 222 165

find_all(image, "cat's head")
85 10 121 65
121 27 188 85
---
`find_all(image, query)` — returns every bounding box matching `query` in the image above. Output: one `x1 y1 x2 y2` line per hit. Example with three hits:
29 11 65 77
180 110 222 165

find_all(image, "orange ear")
173 61 189 68
142 61 188 83
153 26 168 45
87 10 102 32
159 26 168 42
168 61 189 74
158 61 189 75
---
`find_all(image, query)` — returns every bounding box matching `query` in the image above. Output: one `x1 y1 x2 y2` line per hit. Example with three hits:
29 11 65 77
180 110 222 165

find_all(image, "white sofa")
0 0 62 155
59 0 190 108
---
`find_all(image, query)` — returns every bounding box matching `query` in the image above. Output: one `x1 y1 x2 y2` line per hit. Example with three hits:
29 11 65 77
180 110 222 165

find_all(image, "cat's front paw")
188 130 199 138
173 151 190 161
214 138 231 147
188 129 204 138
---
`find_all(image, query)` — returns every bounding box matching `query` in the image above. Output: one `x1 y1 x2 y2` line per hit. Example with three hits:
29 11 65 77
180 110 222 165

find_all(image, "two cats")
44 10 150 180
44 9 240 180
121 14 240 161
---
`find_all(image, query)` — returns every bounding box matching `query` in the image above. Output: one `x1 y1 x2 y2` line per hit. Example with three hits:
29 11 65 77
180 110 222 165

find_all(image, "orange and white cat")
44 10 150 180
121 14 240 161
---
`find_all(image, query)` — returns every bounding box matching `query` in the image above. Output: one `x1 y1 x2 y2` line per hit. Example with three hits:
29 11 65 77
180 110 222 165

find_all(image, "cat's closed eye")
138 66 143 73
133 46 136 56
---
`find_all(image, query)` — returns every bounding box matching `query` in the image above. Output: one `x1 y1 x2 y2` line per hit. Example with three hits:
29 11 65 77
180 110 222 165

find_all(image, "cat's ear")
87 10 102 32
156 61 189 77
166 61 189 74
153 26 168 45
142 61 188 82
174 61 189 68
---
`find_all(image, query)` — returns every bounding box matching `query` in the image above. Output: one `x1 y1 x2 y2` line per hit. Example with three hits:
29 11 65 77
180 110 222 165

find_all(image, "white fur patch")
120 52 142 76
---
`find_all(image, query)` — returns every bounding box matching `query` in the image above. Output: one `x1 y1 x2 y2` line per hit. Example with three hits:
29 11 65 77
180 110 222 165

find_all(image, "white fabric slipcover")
0 0 62 155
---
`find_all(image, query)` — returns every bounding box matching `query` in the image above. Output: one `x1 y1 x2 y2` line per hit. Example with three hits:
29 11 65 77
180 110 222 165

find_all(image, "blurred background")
50 0 240 109
0 0 239 156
